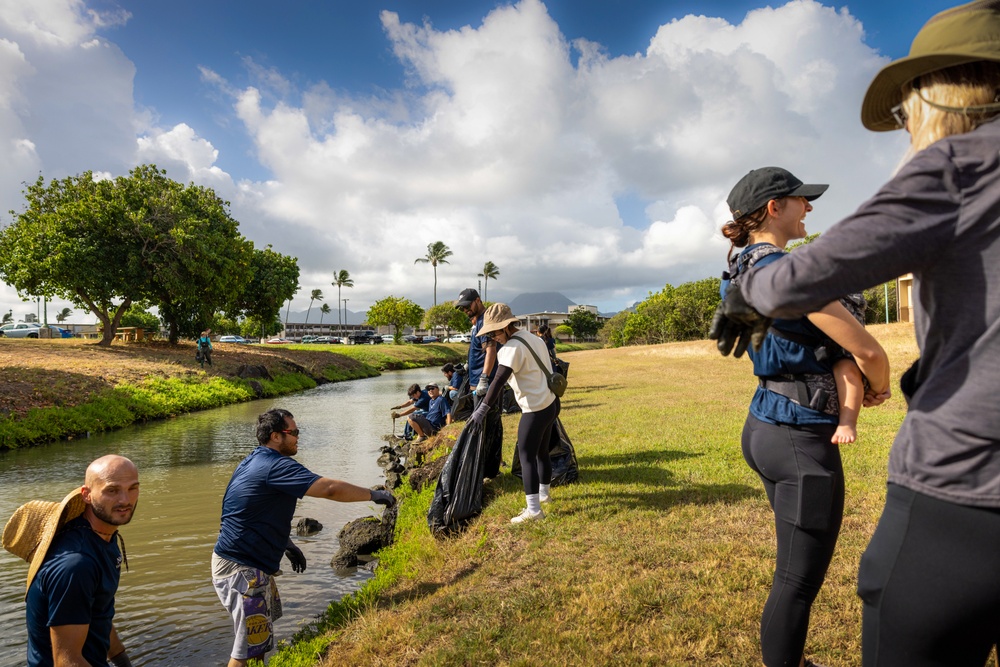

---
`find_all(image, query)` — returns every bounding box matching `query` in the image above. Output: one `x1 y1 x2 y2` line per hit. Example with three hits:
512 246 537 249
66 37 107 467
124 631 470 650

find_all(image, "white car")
447 334 472 343
0 322 42 338
218 335 249 344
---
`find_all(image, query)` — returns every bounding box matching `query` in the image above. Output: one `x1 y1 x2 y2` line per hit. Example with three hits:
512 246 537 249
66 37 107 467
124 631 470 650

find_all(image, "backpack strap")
504 335 555 383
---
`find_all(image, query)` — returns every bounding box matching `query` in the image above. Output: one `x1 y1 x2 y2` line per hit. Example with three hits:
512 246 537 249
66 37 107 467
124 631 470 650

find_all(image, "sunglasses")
484 330 502 341
281 428 300 437
890 103 908 129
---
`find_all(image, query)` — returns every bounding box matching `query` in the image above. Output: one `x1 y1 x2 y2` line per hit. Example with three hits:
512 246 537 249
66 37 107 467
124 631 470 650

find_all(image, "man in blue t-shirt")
455 288 504 477
212 408 396 667
16 455 141 667
408 383 449 442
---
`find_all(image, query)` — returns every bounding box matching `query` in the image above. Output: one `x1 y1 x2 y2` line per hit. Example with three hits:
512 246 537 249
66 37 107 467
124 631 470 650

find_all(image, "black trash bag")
450 374 474 423
482 400 503 479
511 417 579 486
501 384 521 414
553 358 570 379
427 423 488 534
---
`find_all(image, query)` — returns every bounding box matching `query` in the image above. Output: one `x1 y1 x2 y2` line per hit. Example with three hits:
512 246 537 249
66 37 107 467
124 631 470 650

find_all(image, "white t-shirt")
496 331 557 413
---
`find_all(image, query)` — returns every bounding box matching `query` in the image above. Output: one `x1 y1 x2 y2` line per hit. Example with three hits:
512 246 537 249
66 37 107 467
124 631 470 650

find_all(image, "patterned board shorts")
213 567 283 660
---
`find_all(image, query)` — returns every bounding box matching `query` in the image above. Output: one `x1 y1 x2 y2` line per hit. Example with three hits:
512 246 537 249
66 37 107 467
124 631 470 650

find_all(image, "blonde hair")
902 62 1000 152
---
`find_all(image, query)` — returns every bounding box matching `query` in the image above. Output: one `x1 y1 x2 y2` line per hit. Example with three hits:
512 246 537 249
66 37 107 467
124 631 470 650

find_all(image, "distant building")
897 274 914 323
515 305 609 340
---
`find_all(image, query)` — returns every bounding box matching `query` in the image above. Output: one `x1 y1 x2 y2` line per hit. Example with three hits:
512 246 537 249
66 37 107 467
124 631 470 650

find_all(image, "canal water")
0 367 435 666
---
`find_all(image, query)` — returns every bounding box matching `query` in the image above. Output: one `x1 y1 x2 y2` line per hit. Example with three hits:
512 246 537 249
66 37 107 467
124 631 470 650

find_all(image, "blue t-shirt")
214 446 320 573
413 390 430 413
467 316 500 385
425 395 448 428
722 247 837 426
26 516 122 667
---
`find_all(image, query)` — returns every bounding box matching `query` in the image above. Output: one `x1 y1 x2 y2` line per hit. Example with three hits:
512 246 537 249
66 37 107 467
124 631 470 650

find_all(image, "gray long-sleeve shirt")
741 116 1000 508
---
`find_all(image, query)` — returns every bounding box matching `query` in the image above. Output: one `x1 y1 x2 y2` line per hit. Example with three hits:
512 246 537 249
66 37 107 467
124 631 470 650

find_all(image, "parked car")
301 335 318 344
47 325 73 338
348 330 382 345
447 334 472 343
265 338 292 344
218 335 249 344
314 336 340 344
0 322 42 338
422 335 439 343
381 334 395 343
402 334 420 343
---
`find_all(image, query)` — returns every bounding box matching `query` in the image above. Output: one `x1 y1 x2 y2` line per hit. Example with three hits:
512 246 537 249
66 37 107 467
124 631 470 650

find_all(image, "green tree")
55 307 73 323
414 241 453 306
121 166 254 343
599 310 631 347
305 289 323 325
423 301 471 340
332 269 354 330
319 303 331 325
119 304 160 331
2 310 13 324
366 296 424 344
477 261 499 301
233 245 299 341
554 324 573 339
0 171 150 346
863 281 899 324
565 308 601 340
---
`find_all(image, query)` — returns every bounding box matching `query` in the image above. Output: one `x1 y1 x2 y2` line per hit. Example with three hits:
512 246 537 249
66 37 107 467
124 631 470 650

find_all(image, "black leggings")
742 414 843 667
858 484 1000 666
516 399 560 495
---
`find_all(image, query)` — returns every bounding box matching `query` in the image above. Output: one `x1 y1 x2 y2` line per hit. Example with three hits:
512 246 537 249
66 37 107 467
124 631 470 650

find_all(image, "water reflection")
0 367 436 666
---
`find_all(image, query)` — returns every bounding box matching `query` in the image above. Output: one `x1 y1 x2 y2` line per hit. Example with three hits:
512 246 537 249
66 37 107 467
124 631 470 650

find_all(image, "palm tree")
332 270 354 330
414 241 453 306
477 261 500 302
319 303 331 326
55 307 73 323
305 289 323 325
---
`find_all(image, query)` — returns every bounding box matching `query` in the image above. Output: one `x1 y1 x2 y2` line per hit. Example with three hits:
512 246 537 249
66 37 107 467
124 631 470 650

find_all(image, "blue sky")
0 0 958 322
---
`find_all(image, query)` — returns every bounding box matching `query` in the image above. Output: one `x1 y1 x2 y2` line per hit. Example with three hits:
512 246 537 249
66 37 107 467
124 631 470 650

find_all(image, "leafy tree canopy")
565 308 601 340
424 301 470 338
367 296 424 343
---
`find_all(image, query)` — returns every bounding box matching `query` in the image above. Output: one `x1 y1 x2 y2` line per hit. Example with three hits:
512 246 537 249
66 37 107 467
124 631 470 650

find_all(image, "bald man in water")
25 455 140 667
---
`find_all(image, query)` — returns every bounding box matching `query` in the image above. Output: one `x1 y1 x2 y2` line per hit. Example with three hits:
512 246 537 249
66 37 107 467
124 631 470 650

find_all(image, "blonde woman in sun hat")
3 454 139 667
710 1 1000 664
469 303 560 523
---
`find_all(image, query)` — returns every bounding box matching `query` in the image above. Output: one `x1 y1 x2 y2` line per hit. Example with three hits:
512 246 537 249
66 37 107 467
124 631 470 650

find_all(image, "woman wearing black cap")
712 1 1000 664
721 167 890 667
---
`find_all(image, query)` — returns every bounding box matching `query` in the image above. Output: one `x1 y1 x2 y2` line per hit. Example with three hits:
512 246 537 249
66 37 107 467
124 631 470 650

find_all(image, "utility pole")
342 299 349 330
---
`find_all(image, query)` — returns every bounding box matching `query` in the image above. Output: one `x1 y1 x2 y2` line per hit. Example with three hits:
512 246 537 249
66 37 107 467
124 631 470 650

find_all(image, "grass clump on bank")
270 323 921 667
319 343 464 371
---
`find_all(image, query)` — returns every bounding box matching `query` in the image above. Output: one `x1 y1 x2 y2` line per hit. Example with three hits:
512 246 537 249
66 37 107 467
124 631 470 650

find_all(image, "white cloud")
0 0 914 322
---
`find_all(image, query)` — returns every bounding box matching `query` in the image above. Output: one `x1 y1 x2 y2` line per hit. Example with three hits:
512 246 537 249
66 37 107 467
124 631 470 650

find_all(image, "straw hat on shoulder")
3 488 86 596
477 303 520 337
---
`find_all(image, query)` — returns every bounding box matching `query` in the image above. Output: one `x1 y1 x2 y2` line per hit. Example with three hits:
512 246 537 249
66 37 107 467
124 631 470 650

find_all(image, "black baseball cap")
455 288 480 308
727 167 828 219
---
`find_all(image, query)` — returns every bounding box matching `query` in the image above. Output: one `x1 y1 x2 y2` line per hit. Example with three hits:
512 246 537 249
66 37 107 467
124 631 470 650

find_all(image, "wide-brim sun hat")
3 488 86 597
861 0 1000 131
477 303 520 337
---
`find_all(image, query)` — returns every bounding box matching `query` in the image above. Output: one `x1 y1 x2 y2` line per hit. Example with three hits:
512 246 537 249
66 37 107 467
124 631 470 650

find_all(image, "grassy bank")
269 323 921 667
0 339 463 450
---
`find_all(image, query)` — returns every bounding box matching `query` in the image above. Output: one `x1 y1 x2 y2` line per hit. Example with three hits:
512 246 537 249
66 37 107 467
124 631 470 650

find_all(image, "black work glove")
708 284 772 358
370 489 396 507
285 540 307 573
469 402 489 429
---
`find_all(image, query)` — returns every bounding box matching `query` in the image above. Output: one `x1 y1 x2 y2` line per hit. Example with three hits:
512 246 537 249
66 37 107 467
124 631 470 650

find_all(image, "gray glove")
370 489 396 507
469 402 489 428
475 375 490 396
708 284 772 358
285 540 306 573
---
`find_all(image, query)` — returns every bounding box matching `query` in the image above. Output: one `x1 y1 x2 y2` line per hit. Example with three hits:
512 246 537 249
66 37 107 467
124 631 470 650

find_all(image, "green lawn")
265 323 981 667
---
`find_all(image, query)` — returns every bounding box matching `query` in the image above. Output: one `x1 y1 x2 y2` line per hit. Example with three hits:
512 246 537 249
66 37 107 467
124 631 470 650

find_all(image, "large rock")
330 501 397 570
236 364 272 380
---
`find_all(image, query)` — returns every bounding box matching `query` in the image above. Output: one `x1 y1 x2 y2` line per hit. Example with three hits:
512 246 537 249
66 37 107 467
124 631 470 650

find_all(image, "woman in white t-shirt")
470 303 560 523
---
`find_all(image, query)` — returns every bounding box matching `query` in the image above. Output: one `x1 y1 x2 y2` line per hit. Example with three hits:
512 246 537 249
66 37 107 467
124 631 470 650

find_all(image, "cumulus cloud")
0 0 913 322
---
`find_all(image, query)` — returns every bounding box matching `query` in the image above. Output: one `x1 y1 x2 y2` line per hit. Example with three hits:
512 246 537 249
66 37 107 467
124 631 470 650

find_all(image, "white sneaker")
539 493 551 504
510 508 544 524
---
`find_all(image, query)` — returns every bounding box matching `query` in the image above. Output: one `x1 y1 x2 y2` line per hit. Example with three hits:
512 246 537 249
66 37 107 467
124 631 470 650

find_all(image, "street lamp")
342 298 349 331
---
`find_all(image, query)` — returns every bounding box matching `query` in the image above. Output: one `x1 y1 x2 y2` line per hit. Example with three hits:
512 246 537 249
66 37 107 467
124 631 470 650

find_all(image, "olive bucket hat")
861 0 1000 131
3 488 86 597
